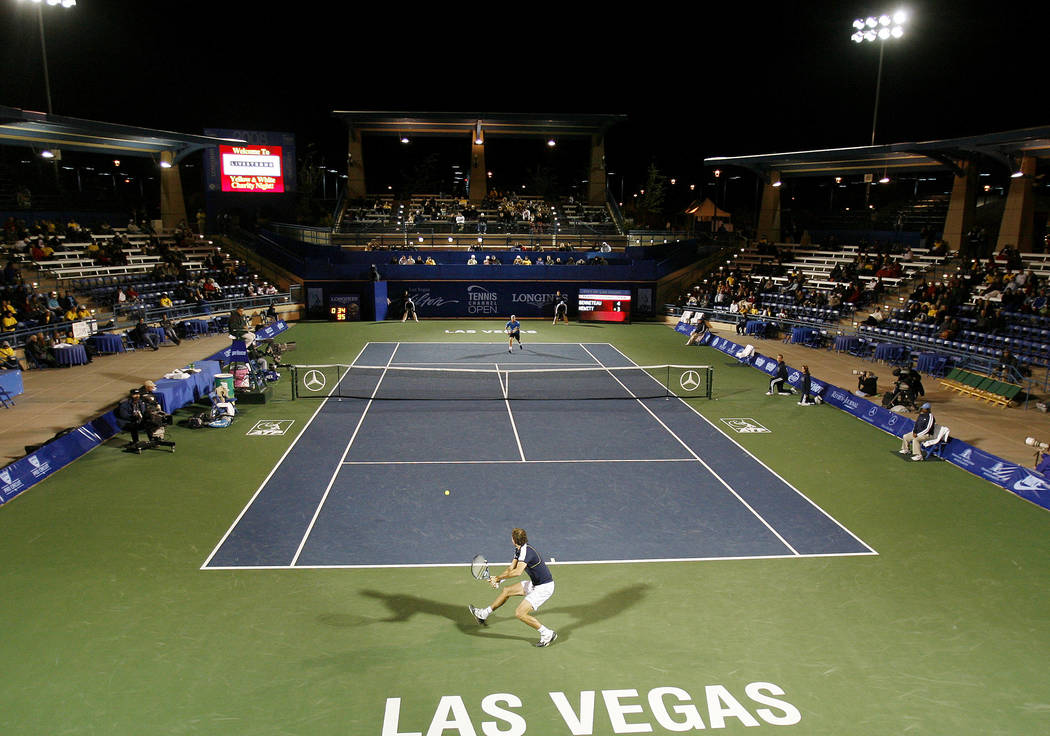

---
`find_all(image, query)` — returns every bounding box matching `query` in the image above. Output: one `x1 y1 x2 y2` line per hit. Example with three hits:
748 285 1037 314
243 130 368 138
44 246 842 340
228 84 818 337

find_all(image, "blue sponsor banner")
696 327 1050 510
0 416 119 506
207 321 288 363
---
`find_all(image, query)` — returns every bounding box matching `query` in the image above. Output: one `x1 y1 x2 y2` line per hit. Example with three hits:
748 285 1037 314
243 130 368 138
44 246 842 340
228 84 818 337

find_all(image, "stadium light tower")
851 9 907 146
18 0 77 115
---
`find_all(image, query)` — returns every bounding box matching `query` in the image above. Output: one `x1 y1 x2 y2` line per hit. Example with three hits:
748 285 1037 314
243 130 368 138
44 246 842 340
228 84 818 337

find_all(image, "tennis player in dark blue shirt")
505 315 523 352
469 528 557 647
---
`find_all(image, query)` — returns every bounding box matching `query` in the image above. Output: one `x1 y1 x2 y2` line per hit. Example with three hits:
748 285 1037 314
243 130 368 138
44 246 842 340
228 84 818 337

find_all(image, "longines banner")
680 321 1050 511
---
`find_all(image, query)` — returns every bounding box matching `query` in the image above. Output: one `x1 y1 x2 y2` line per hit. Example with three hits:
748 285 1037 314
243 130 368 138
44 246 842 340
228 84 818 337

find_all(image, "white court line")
200 344 368 570
603 342 878 555
497 363 527 462
579 343 801 556
203 550 878 571
341 458 697 465
288 343 400 567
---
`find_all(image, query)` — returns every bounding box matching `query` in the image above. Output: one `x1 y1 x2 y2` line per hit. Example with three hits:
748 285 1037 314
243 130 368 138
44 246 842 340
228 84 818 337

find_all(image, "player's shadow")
345 584 651 644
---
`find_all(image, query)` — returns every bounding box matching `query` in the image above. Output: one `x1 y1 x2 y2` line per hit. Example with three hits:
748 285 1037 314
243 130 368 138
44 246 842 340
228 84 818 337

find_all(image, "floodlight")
853 18 865 29
891 25 904 38
40 149 54 159
879 14 891 25
159 160 172 169
878 27 891 39
61 0 75 6
864 30 876 41
866 17 877 27
547 138 556 147
879 175 890 183
852 32 864 42
1011 170 1024 179
893 10 906 24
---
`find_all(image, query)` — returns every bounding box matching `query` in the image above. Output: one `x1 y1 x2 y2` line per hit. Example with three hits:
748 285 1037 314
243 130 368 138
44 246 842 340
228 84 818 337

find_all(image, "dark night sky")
1 0 1047 192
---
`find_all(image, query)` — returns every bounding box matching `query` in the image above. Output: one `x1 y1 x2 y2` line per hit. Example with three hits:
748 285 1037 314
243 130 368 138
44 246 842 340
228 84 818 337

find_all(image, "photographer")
854 370 878 397
116 387 174 453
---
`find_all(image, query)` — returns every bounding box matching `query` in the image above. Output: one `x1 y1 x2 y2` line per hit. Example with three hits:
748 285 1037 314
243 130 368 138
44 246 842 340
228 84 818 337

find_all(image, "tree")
634 163 667 227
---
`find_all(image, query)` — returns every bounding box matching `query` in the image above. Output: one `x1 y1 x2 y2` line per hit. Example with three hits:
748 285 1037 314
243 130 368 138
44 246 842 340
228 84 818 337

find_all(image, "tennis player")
469 528 557 647
505 315 523 352
401 292 418 323
552 291 568 325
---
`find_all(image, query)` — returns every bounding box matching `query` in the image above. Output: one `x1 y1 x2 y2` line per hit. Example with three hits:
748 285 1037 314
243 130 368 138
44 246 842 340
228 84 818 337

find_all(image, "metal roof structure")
705 125 1050 179
331 111 625 138
0 105 243 163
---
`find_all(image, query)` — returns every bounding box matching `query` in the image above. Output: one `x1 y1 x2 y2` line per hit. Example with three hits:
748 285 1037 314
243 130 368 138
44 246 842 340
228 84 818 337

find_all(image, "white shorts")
522 580 555 610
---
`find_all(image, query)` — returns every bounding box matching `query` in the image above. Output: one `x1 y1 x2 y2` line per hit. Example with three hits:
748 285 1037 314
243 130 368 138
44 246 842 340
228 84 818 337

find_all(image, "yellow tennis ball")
444 490 450 496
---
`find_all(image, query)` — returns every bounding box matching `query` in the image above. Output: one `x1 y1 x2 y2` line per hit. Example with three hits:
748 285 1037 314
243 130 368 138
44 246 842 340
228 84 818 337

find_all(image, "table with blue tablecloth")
0 369 23 397
791 327 817 345
53 344 89 366
745 320 772 336
88 333 125 354
916 352 949 376
149 326 167 344
834 335 860 353
873 342 907 364
152 360 223 413
184 319 210 336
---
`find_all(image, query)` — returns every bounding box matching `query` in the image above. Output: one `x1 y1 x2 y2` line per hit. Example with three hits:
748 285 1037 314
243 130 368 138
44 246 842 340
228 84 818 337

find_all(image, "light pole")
19 0 77 115
851 10 907 146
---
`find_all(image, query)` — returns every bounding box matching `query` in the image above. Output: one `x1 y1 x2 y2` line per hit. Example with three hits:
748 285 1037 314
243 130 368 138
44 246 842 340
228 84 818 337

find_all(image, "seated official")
0 340 21 370
25 333 58 368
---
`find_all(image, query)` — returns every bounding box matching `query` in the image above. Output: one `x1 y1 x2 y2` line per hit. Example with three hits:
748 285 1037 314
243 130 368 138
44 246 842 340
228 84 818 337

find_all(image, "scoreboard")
578 288 631 323
328 294 360 322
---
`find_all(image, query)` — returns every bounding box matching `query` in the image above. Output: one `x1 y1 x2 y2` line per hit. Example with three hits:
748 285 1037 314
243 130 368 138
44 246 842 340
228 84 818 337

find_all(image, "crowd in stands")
0 215 283 370
344 193 614 236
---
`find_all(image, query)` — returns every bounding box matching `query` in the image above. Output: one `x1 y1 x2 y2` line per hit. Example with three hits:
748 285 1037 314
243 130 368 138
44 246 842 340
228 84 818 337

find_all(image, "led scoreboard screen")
328 294 360 322
578 288 631 323
219 144 284 193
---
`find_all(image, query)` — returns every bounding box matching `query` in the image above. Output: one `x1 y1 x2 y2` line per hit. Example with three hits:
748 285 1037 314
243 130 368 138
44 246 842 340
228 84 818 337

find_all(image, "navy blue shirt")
514 543 553 586
506 319 521 334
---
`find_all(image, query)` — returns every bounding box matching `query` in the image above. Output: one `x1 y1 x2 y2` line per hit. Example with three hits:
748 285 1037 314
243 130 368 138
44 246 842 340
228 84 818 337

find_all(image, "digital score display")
578 288 631 323
328 294 360 322
220 144 284 193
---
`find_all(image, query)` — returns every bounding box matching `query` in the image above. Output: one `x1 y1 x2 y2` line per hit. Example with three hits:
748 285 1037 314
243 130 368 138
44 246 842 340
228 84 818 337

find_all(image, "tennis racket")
471 554 490 581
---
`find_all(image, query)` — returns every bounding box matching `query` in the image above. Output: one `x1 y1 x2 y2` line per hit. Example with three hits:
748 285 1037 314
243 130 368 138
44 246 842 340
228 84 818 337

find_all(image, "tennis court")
204 342 873 569
2 321 1047 736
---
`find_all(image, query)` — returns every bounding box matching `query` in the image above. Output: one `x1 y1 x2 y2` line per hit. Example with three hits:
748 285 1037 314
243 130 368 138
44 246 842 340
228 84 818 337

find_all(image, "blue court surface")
203 342 875 569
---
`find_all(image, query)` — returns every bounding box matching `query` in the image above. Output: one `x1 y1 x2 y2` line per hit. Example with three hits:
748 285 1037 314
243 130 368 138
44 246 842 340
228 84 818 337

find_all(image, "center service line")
497 362 527 462
289 343 400 567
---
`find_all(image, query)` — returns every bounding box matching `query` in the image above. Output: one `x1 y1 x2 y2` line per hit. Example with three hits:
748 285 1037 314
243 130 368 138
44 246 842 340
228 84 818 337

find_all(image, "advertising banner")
0 417 118 506
690 324 1050 510
386 282 577 319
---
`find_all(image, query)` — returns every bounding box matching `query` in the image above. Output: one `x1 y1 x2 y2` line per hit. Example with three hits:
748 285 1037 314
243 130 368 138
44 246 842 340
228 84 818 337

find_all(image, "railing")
269 223 333 247
2 292 293 349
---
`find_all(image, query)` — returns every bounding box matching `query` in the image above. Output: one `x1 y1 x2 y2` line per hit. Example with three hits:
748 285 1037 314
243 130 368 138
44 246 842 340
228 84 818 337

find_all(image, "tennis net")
290 364 713 401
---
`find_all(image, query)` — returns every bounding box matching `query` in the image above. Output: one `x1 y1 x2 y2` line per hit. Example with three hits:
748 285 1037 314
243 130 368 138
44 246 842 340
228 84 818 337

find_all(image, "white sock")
481 607 492 618
538 625 551 637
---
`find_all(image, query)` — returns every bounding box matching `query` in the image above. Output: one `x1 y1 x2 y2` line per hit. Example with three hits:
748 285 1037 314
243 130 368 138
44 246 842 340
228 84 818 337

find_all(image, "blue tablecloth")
54 344 88 366
917 352 949 376
834 335 860 352
745 320 771 336
0 369 23 397
152 360 223 413
873 342 907 363
88 333 125 354
791 327 817 344
185 319 210 336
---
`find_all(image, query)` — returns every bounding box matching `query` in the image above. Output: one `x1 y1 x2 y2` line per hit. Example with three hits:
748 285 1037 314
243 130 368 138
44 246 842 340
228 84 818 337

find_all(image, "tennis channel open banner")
683 323 1050 511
